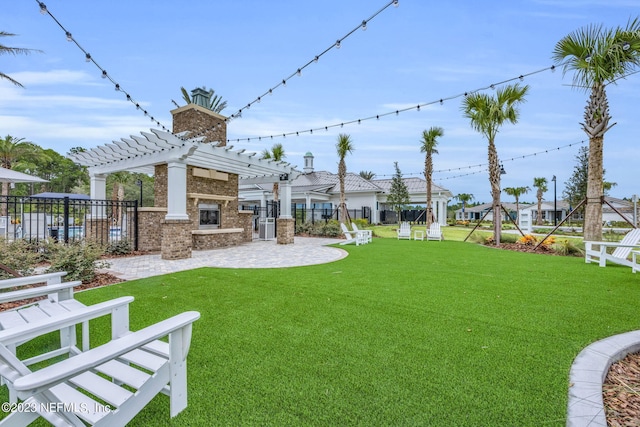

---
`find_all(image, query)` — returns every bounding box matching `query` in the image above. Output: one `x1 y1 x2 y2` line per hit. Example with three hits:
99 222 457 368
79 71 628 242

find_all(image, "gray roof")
292 171 381 194
371 177 449 195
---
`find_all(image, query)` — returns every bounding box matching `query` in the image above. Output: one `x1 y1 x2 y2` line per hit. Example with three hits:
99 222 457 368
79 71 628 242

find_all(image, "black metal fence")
0 196 138 249
380 209 428 225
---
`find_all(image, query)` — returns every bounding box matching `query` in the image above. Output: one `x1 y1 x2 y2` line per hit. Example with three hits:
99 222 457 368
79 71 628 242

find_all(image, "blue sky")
2 0 639 203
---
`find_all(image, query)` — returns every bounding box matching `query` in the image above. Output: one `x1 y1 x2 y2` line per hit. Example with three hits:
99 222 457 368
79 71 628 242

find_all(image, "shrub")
352 218 369 230
320 220 341 237
105 239 133 256
555 239 583 256
0 239 39 279
500 233 518 244
518 234 537 246
46 241 110 283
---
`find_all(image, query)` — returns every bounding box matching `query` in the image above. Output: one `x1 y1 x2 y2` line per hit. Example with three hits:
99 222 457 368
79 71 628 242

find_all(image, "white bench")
0 310 200 426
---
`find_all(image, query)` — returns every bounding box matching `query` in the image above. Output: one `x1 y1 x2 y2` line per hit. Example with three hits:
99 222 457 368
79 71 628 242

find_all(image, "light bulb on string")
39 2 47 14
65 31 72 42
623 42 631 51
85 53 91 62
335 40 341 49
101 70 107 79
393 0 399 7
314 56 319 63
361 20 367 31
115 83 120 91
297 69 302 77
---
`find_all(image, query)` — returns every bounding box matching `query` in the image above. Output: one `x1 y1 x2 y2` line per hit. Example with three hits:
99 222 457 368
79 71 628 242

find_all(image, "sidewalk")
103 237 347 281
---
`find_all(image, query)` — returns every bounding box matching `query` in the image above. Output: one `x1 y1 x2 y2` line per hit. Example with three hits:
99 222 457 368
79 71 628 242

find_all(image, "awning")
0 167 48 184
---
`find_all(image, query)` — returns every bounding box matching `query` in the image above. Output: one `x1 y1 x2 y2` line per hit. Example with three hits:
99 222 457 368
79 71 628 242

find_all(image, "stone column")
276 218 295 245
161 218 192 260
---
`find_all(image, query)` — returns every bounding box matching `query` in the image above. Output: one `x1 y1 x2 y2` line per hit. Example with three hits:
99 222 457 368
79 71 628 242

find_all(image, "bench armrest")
14 311 200 393
0 281 80 304
0 296 134 346
0 272 67 290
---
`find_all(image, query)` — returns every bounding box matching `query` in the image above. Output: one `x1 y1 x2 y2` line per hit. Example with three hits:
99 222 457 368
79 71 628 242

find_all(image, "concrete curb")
567 330 640 426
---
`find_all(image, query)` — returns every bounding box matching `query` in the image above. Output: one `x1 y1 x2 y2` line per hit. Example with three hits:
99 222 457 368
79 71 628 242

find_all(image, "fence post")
63 197 70 244
134 200 139 251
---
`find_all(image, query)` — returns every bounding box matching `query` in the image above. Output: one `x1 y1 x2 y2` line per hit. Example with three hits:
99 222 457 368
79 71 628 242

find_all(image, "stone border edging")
567 330 640 426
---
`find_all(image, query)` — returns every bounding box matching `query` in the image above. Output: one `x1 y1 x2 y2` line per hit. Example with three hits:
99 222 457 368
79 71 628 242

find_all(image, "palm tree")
419 127 444 229
461 84 529 246
0 135 41 196
503 186 530 221
180 86 227 113
553 19 640 242
359 171 375 180
532 178 548 225
0 32 41 87
261 143 286 207
455 193 474 220
336 134 354 224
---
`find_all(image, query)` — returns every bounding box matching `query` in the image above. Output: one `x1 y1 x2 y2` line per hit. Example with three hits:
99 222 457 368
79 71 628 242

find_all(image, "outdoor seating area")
0 271 200 425
340 223 369 246
585 228 640 269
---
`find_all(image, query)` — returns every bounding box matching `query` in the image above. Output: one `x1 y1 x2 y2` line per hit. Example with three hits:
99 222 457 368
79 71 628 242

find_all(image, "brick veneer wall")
138 208 167 251
171 105 226 146
161 219 192 260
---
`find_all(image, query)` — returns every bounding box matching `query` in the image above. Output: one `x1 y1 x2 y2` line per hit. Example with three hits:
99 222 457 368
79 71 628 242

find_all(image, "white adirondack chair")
585 228 640 268
351 222 372 243
0 311 200 426
340 223 366 246
0 296 134 403
397 222 411 240
427 223 443 241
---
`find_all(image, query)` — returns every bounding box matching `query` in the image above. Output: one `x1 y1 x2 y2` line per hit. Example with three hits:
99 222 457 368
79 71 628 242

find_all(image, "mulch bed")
604 353 640 426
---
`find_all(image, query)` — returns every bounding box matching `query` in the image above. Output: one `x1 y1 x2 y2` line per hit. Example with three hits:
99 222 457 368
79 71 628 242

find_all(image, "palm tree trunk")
488 139 501 246
584 136 604 241
536 191 543 226
338 160 346 223
582 81 609 242
426 155 433 229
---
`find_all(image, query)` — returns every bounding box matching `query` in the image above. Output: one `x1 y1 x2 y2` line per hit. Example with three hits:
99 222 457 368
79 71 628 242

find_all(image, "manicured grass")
5 238 640 425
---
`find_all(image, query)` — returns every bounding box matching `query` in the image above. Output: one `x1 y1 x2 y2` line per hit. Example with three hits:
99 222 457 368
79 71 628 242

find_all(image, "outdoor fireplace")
198 203 220 229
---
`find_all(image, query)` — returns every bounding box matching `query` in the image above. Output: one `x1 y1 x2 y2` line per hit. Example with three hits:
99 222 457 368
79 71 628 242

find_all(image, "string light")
218 0 400 128
227 64 556 143
374 140 587 179
34 0 169 132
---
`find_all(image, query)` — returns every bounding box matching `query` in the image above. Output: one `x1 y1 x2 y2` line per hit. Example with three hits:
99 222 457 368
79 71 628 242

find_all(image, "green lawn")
5 238 640 426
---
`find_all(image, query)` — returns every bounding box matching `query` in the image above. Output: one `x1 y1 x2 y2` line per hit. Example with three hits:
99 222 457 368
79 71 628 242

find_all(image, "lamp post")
551 175 557 226
136 179 143 207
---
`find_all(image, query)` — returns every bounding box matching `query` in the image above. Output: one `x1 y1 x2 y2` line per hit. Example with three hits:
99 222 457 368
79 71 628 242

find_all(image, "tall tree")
503 186 530 220
455 193 474 220
335 134 354 223
261 143 286 208
180 86 227 113
553 19 640 241
461 84 529 246
0 135 43 197
419 126 443 228
532 177 548 225
387 162 410 224
0 32 41 87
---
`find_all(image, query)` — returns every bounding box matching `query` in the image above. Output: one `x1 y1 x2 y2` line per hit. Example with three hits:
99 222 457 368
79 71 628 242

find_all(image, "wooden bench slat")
96 360 151 389
120 348 168 372
0 311 27 330
50 383 107 425
69 371 133 407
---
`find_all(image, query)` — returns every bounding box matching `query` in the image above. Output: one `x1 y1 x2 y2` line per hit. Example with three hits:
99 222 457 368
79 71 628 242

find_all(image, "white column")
260 192 267 218
89 173 107 218
279 181 292 219
165 161 189 220
305 193 312 221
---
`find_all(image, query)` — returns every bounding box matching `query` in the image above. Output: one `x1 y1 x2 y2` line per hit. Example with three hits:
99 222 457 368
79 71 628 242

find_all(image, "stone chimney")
171 88 227 145
304 151 314 173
